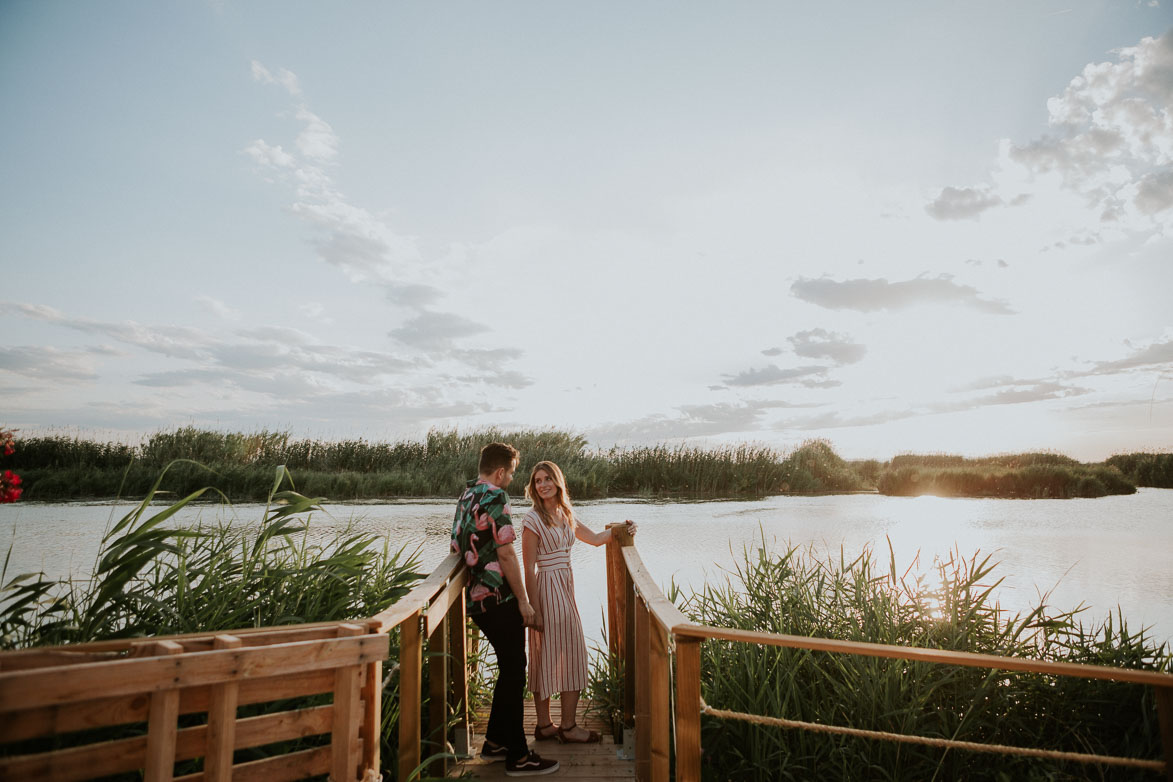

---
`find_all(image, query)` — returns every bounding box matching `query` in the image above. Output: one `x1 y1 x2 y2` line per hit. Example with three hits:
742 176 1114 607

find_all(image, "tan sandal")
533 722 559 741
556 723 601 744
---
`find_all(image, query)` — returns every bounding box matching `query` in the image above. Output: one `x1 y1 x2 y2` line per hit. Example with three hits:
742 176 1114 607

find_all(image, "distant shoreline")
3 427 1169 503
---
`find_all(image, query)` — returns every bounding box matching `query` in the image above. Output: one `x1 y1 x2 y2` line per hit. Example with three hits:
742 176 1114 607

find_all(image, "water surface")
3 490 1170 648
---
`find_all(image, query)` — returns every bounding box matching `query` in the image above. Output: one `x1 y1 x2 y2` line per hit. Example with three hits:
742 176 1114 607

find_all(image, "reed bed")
6 427 1167 501
0 462 426 776
680 538 1170 781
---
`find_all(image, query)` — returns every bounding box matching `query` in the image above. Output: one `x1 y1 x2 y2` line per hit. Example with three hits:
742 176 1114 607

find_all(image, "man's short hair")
479 442 520 474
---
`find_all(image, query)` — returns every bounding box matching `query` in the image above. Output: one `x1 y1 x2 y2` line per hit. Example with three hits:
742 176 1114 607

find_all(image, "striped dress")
524 509 588 700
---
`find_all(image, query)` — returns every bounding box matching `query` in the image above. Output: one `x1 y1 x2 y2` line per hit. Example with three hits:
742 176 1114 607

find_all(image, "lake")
2 489 1171 648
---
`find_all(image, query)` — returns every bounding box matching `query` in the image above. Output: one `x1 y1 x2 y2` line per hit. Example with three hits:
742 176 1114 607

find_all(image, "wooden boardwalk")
451 699 635 780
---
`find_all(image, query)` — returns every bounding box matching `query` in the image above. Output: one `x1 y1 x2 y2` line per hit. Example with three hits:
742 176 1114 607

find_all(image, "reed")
0 462 426 776
1106 452 1173 488
679 537 1170 781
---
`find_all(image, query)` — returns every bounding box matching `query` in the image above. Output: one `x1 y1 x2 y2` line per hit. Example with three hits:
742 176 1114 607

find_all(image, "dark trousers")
471 597 528 762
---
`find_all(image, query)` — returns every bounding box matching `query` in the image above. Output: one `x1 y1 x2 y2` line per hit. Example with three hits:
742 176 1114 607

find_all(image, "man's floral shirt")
451 478 517 614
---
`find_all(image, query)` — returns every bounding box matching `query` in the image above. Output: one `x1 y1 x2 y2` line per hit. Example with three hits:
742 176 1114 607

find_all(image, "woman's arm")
574 519 637 547
522 527 542 629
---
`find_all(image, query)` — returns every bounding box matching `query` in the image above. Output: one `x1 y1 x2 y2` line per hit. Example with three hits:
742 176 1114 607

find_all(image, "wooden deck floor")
450 699 635 780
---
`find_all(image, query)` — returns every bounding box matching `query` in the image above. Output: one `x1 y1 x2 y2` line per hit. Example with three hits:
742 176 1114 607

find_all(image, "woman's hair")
525 460 576 530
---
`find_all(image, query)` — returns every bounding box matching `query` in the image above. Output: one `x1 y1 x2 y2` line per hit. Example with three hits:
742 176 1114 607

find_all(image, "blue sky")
2 1 1171 460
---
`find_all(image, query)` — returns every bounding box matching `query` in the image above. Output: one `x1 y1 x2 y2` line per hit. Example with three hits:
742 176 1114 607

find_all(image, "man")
451 442 559 776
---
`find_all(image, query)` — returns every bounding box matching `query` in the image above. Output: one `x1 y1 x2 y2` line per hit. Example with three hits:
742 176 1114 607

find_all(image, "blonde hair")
525 461 576 530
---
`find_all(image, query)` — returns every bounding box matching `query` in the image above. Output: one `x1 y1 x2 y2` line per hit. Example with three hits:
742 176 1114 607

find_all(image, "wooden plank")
649 619 670 782
426 567 469 637
448 589 470 757
621 546 688 635
605 525 628 669
0 649 126 671
362 658 382 777
1 669 336 744
331 624 365 782
1156 685 1173 782
205 635 241 782
4 620 366 656
173 744 332 782
672 623 1173 686
634 598 650 782
674 637 702 782
145 640 183 782
370 552 463 634
623 566 636 729
398 610 423 782
428 609 450 778
0 634 388 711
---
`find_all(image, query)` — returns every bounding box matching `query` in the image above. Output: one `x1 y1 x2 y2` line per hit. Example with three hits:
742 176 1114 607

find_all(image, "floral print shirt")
451 478 517 614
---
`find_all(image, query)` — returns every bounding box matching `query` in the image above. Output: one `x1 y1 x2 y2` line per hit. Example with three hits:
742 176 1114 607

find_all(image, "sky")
1 1 1171 462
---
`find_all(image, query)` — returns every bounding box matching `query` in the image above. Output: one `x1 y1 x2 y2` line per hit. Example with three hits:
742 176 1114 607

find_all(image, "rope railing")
698 697 1167 774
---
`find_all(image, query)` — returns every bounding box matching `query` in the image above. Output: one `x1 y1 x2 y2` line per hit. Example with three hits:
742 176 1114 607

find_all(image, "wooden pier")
451 698 634 780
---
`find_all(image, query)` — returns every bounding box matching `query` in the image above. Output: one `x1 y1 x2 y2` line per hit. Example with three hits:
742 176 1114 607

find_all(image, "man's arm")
496 543 537 626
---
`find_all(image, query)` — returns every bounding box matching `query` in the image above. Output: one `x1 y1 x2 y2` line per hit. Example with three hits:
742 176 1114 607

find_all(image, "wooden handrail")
673 622 1173 688
368 551 464 633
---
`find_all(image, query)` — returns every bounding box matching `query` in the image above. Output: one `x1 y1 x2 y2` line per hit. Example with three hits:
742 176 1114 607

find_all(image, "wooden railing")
0 552 468 782
0 621 388 782
604 525 1173 782
6 530 1170 782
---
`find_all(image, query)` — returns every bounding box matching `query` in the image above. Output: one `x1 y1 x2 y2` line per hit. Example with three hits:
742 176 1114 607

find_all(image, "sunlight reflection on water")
2 490 1171 648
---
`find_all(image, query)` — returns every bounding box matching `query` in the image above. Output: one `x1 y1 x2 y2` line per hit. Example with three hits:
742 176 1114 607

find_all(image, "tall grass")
0 462 427 777
6 428 1165 502
1106 452 1173 489
879 454 1136 499
681 538 1169 781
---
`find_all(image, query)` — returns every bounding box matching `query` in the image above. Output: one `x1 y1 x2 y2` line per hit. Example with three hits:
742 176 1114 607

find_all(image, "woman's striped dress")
524 509 588 700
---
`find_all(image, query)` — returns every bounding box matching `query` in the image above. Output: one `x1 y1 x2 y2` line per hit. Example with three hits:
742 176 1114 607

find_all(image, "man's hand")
518 599 538 628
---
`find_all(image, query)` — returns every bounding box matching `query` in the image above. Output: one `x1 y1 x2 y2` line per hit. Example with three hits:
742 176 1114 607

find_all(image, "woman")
522 460 636 743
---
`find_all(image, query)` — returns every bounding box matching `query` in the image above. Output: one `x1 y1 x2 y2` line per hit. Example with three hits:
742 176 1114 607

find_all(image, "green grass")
879 454 1136 498
679 537 1170 781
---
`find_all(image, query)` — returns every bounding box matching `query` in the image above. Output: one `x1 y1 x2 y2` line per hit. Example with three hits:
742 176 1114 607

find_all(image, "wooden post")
624 566 637 729
205 634 242 782
427 608 449 778
635 597 651 782
362 656 382 778
1156 685 1173 782
606 523 633 666
398 611 422 782
448 590 470 757
674 636 702 782
649 618 671 782
332 623 365 782
144 640 183 782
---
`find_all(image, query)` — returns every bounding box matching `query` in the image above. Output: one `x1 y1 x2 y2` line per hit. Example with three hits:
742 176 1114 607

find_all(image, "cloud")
1135 168 1173 214
760 347 783 357
250 60 302 97
722 364 831 387
790 275 1015 314
389 311 489 350
1079 337 1173 376
0 346 99 382
294 107 338 161
247 62 526 388
196 295 242 321
1006 30 1173 223
925 186 1003 220
590 400 812 443
788 328 866 365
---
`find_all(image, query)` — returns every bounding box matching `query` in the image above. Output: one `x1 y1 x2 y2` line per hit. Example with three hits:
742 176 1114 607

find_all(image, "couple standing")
450 442 637 776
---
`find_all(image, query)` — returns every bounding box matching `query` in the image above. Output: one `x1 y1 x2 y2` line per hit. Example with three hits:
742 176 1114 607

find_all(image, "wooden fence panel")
331 624 365 782
398 610 423 782
674 636 702 782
